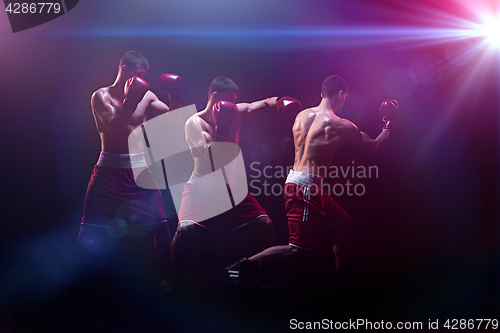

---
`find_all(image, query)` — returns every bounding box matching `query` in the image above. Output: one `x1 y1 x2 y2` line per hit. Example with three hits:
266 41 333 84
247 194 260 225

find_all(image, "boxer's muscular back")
92 86 155 154
292 108 352 177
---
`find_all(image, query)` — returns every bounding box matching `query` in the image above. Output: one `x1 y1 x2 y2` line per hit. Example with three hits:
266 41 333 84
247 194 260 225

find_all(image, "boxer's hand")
276 96 302 118
212 100 238 139
122 76 150 112
158 73 183 103
379 99 399 131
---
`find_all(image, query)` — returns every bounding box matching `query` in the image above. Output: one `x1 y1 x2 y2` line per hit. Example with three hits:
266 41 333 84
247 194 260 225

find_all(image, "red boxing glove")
123 76 150 112
212 100 238 139
276 96 302 118
158 73 182 103
379 99 399 130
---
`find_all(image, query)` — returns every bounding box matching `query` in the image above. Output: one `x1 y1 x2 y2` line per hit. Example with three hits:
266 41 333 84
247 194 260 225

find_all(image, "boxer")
171 77 299 286
77 51 182 289
227 75 397 291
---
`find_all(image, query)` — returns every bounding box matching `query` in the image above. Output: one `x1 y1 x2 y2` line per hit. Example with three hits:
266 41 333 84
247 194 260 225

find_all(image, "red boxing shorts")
81 152 167 228
285 170 348 250
178 172 267 235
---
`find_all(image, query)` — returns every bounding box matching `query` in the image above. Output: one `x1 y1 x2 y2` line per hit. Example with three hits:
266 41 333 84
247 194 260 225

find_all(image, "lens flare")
478 14 500 46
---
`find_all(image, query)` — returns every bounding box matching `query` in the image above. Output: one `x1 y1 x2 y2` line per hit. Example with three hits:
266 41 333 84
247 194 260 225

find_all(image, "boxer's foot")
226 258 268 292
226 258 249 288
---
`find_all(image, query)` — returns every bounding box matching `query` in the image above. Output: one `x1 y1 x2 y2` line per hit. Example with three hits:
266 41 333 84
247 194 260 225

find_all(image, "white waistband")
285 170 323 187
96 151 148 168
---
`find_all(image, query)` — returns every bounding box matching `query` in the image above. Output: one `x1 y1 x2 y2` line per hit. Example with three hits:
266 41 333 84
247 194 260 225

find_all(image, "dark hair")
208 77 239 97
119 50 149 70
321 75 348 99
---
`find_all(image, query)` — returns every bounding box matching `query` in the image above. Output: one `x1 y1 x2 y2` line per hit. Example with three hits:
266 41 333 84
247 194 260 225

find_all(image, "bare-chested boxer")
227 75 398 290
171 77 289 277
77 51 182 286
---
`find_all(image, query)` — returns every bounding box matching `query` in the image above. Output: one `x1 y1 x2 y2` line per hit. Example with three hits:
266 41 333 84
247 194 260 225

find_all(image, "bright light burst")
447 0 500 50
477 14 500 47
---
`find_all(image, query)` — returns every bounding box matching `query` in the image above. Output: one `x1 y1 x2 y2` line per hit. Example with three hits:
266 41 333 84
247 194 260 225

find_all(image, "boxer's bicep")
147 99 169 119
240 99 269 115
346 123 377 154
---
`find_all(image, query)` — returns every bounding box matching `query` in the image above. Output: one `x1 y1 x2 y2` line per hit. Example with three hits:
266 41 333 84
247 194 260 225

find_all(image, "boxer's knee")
288 245 309 261
228 215 275 245
254 215 273 229
171 221 215 266
175 221 215 239
254 216 275 245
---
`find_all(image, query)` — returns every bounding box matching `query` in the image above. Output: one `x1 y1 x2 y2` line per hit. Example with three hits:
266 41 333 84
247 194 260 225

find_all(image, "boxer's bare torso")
92 87 166 154
91 63 169 154
185 110 242 175
294 105 390 177
293 107 352 177
184 91 275 175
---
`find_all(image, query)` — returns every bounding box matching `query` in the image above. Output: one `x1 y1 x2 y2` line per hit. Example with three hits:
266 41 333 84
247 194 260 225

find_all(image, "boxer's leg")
321 191 352 263
171 221 216 268
311 206 353 290
154 221 171 266
226 245 309 290
77 224 123 288
113 167 173 290
170 221 218 289
226 183 315 290
225 215 275 266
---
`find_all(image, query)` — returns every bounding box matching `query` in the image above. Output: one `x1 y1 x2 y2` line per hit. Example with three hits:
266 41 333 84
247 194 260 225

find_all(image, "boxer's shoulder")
91 86 116 114
92 86 110 103
293 107 312 125
186 112 204 128
294 107 320 129
337 118 358 130
323 118 357 140
92 86 123 110
185 112 213 140
189 111 213 129
298 106 317 117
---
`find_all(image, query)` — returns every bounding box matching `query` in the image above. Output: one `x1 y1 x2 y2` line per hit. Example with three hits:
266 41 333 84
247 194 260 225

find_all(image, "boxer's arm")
152 93 181 113
91 90 131 136
169 100 182 111
185 116 211 159
146 91 170 120
345 122 390 155
186 116 236 173
236 97 278 116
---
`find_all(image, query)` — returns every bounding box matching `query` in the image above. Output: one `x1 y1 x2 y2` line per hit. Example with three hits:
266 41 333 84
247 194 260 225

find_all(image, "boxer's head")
118 50 149 79
321 75 348 113
208 77 239 104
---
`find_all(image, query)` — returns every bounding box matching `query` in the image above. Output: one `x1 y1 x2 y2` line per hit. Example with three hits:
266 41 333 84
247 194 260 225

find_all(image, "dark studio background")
0 0 498 332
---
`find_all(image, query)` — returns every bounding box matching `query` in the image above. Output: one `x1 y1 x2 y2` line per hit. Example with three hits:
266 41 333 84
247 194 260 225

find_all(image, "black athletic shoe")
225 258 250 288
